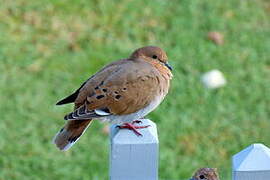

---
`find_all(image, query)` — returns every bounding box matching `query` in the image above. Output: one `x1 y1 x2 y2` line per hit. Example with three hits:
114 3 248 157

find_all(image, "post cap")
232 143 270 171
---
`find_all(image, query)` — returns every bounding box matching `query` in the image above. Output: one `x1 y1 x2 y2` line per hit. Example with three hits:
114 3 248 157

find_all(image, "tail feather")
53 120 93 151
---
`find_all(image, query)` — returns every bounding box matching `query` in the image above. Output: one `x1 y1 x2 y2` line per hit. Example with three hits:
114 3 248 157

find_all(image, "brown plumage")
53 46 172 151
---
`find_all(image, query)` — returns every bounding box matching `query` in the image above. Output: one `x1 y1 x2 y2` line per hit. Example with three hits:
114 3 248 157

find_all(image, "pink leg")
117 122 150 136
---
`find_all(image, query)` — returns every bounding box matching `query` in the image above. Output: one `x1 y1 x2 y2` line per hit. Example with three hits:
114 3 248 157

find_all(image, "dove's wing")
63 58 165 120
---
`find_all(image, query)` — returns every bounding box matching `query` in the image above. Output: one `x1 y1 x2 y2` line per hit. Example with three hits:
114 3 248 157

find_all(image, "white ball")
201 69 226 89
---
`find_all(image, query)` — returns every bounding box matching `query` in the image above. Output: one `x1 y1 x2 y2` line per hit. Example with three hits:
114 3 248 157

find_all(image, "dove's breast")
102 93 165 124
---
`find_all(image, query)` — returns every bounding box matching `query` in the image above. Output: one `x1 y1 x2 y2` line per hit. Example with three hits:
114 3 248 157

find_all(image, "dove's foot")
117 122 150 136
131 120 142 124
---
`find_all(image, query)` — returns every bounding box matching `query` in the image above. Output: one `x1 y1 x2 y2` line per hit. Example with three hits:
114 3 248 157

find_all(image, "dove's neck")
148 59 173 80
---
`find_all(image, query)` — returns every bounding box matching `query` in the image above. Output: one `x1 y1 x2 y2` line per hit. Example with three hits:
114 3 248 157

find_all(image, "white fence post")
109 119 159 180
232 143 270 180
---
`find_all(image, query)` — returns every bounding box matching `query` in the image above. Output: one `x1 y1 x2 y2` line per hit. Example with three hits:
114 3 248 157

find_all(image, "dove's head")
191 168 219 180
130 46 172 72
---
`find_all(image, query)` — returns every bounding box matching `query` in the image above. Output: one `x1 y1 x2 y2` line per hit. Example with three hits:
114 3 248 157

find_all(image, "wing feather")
64 105 111 120
56 81 87 105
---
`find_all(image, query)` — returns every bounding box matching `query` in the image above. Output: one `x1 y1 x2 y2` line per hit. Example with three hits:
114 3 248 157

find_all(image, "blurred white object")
201 70 226 89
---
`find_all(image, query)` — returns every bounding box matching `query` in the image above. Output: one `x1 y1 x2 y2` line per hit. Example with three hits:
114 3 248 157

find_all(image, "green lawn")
0 0 269 179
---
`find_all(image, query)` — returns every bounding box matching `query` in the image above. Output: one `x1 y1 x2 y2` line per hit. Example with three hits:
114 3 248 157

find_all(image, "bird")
53 46 173 151
190 168 220 180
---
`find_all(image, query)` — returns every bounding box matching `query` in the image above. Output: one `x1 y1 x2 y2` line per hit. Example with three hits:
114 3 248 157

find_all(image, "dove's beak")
165 62 173 71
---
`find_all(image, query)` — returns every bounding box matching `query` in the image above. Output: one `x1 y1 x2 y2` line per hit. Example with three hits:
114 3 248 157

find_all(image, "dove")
53 46 173 151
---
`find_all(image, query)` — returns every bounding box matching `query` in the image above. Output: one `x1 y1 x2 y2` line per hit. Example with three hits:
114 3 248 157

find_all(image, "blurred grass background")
0 0 269 179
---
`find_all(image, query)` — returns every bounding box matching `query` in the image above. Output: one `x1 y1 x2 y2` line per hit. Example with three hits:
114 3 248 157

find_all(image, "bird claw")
132 120 142 124
117 122 150 136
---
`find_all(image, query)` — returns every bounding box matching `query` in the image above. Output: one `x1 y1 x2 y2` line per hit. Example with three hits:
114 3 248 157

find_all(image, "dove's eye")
199 175 205 179
152 55 157 59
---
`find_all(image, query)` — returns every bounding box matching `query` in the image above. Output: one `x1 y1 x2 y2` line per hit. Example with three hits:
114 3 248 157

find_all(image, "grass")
0 0 269 179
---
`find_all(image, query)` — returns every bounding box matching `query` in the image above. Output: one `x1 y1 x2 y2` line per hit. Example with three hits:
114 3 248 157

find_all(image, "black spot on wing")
115 95 121 99
96 95 105 99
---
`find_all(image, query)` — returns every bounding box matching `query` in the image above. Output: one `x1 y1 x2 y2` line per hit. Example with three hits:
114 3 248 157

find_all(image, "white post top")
233 143 270 171
110 119 159 180
110 119 158 144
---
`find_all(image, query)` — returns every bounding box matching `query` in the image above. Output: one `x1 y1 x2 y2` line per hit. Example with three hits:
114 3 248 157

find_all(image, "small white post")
232 143 270 180
109 119 159 180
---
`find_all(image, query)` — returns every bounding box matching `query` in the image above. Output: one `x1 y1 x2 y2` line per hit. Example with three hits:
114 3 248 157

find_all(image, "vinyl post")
109 119 159 180
232 143 270 180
